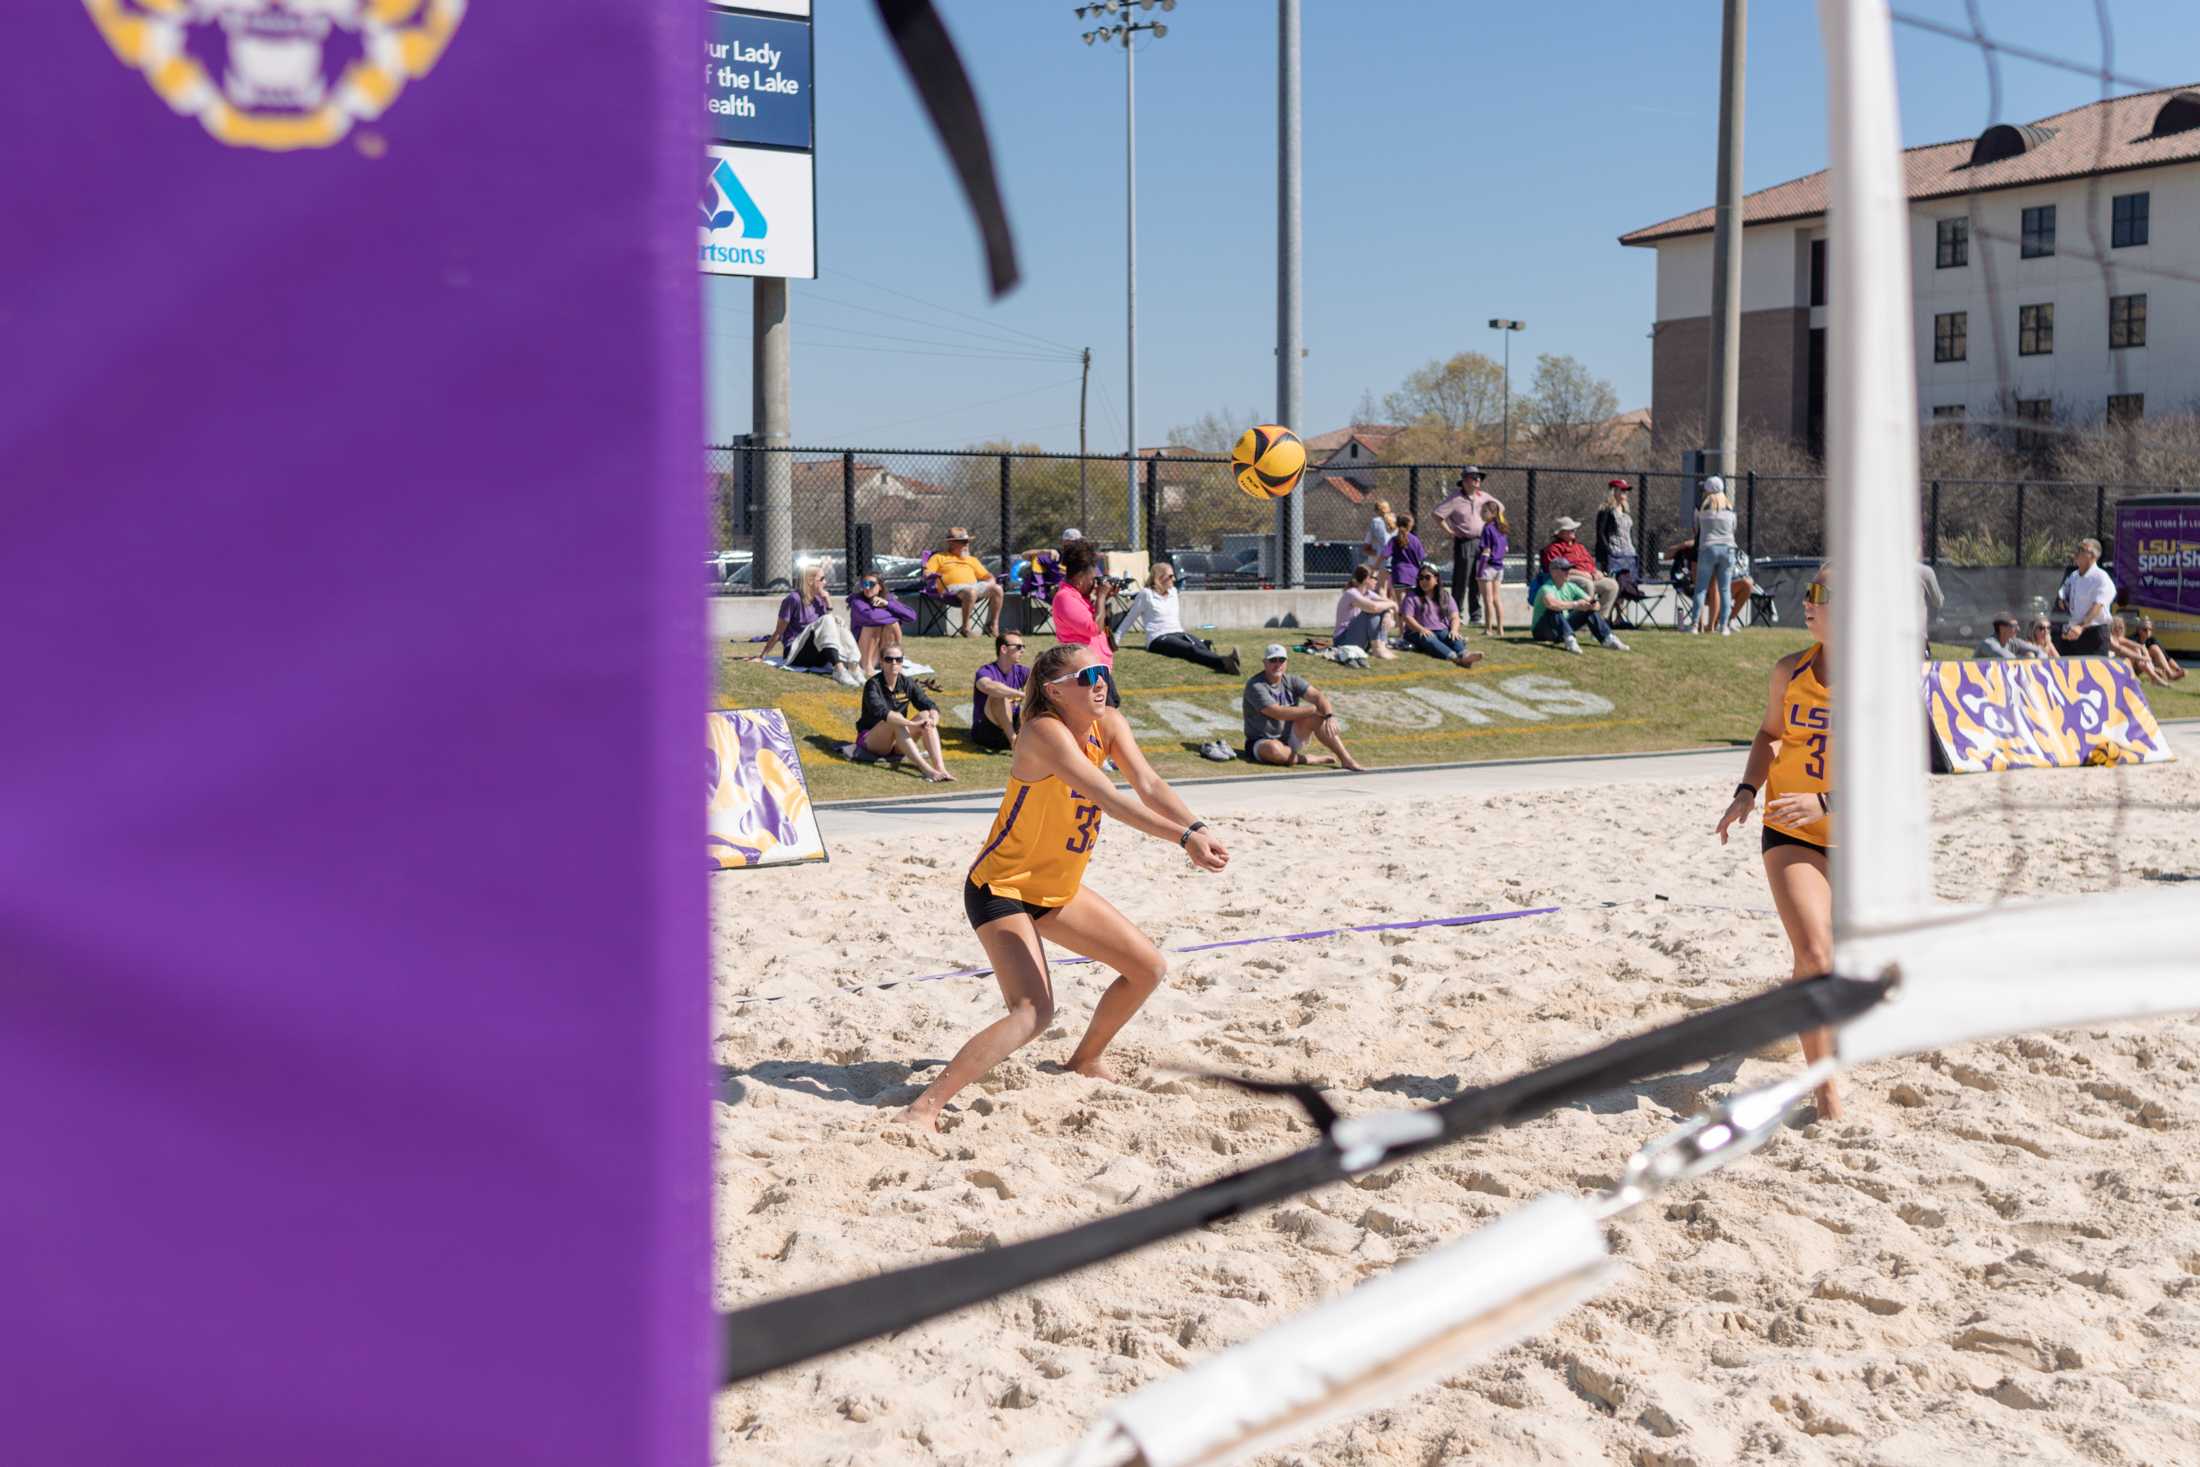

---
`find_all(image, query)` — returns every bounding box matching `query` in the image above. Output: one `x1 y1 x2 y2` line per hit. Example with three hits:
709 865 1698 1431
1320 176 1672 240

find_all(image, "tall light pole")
1703 0 1747 481
1078 0 1178 551
1276 0 1303 588
1488 318 1525 461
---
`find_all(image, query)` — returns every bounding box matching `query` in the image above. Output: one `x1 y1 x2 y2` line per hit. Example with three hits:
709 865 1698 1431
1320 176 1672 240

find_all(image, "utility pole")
1703 0 1747 482
1078 2 1176 550
754 276 792 590
1078 346 1092 529
1489 318 1524 461
1275 0 1304 588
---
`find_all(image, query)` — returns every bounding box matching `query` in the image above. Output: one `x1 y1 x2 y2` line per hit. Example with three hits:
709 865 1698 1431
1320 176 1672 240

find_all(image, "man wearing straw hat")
923 526 1005 637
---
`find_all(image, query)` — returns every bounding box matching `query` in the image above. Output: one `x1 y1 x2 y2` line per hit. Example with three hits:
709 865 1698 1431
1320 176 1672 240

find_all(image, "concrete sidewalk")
817 743 1750 842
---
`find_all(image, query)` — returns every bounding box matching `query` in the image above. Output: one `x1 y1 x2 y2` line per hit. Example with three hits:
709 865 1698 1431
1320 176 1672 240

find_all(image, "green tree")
1379 352 1508 463
1165 407 1254 453
1519 353 1620 461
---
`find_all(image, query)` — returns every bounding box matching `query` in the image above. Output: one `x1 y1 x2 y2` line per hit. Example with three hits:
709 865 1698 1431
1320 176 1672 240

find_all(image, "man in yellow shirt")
923 526 1004 636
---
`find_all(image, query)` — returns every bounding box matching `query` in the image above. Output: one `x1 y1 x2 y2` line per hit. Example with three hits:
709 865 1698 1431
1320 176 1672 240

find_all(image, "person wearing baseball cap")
1594 478 1643 616
1240 644 1365 771
1539 514 1620 621
1433 466 1505 619
923 526 1004 637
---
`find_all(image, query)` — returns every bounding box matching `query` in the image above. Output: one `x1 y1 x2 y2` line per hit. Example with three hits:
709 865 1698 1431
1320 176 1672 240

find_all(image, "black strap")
721 974 1887 1382
873 0 1020 298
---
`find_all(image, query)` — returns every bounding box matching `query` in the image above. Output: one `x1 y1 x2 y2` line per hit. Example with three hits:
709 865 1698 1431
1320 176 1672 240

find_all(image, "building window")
2014 397 2052 452
1936 217 1969 268
1809 238 1826 307
2110 292 2147 348
2108 393 2144 425
1933 311 1968 362
2112 191 2149 248
2018 303 2053 355
2020 205 2056 258
1932 404 1966 419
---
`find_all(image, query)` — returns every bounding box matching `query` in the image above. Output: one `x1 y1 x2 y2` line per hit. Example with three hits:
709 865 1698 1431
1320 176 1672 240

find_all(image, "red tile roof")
1303 424 1402 456
1621 85 2200 246
1317 474 1370 505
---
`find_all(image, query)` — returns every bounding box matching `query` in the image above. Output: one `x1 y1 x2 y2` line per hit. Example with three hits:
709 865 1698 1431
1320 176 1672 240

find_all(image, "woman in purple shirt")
754 564 841 671
1387 511 1425 599
847 569 916 677
1397 564 1484 668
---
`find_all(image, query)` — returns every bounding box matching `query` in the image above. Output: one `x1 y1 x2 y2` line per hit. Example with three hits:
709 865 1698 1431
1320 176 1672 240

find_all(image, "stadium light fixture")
1152 21 1167 36
1488 319 1526 461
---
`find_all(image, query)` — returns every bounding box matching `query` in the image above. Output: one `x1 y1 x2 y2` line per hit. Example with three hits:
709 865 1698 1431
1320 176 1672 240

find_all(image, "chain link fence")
707 443 2186 593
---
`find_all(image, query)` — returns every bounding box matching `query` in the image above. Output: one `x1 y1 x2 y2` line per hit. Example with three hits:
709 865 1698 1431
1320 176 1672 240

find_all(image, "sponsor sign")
1924 658 2173 774
706 8 812 148
2115 495 2200 653
710 709 828 868
700 144 816 278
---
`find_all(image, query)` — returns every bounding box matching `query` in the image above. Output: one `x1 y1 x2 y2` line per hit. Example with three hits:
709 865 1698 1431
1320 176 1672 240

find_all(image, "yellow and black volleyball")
1230 424 1306 501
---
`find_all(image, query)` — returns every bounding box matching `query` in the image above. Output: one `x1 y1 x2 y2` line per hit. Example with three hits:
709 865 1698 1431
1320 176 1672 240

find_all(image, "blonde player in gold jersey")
1716 564 1842 1118
898 644 1228 1132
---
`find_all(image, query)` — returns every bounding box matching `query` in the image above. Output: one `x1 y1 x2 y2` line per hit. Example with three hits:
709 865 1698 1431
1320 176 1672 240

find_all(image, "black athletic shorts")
1762 827 1829 856
964 877 1058 930
971 713 1016 752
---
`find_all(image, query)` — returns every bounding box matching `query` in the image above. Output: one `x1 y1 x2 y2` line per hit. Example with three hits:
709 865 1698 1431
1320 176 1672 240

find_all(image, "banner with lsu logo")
710 709 829 868
1925 658 2174 774
6 5 704 1466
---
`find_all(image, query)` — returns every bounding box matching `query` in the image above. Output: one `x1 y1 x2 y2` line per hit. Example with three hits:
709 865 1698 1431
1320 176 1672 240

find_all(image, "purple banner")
3 6 707 1466
710 710 827 867
2116 497 2200 648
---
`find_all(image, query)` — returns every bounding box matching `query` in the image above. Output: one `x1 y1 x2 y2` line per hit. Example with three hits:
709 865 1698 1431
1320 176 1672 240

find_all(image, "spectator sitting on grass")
1974 615 2026 660
2108 615 2174 686
1242 644 1366 770
2023 615 2057 658
1398 564 1487 669
1541 516 1620 620
970 632 1030 752
1114 559 1240 674
1334 565 1399 660
848 570 915 677
753 563 859 687
923 526 1004 637
2134 615 2186 683
1532 559 1630 655
856 650 952 782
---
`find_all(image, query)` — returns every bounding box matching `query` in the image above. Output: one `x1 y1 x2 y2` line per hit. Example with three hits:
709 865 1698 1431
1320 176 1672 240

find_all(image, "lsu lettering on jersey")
1766 644 1831 845
968 723 1113 905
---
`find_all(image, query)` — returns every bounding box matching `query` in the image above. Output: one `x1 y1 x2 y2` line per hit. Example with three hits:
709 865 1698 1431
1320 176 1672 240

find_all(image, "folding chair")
913 573 956 636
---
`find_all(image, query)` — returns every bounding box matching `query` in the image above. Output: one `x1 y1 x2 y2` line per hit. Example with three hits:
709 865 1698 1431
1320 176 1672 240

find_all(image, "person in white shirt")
1333 564 1400 659
2055 539 2117 656
1362 499 1398 594
1115 560 1239 674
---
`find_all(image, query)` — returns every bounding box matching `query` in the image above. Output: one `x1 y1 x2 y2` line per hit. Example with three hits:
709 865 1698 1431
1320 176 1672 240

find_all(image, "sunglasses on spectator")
1048 664 1109 687
1002 642 1025 652
883 653 904 662
1804 582 1832 606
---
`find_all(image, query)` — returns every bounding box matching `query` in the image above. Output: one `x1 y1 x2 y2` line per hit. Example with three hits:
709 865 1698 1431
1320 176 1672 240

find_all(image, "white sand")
715 759 2200 1466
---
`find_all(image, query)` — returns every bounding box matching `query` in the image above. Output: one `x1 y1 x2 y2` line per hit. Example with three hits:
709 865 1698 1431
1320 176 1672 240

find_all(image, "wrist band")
1179 820 1206 848
1734 782 1757 801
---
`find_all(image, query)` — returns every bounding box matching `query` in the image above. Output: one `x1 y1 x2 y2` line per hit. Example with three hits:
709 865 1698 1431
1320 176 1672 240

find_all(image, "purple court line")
730 906 1559 1006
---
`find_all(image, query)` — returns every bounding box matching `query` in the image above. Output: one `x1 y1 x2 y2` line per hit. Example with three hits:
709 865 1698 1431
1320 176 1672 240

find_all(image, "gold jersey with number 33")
968 723 1113 905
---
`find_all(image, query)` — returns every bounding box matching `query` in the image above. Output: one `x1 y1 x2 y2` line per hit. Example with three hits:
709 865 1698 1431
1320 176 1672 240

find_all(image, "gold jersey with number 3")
968 723 1113 906
1766 644 1832 845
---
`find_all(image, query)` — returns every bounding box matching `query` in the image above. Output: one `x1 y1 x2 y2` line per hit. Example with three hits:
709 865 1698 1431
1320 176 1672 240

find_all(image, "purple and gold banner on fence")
710 709 828 868
2116 495 2200 653
1925 658 2174 774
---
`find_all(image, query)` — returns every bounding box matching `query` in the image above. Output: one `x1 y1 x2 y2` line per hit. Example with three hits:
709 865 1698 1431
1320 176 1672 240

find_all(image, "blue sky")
703 0 2189 451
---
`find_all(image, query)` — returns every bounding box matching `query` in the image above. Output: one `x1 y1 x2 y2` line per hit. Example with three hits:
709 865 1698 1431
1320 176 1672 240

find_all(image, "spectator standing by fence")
1594 479 1639 581
1478 511 1510 637
1434 467 1502 617
1051 541 1121 707
1387 512 1426 603
2056 539 2116 656
1115 561 1239 674
1692 481 1739 636
1363 500 1398 594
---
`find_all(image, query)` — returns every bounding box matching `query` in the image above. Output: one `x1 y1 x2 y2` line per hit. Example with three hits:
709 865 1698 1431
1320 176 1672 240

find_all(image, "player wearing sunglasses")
898 643 1229 1132
1715 564 1841 1120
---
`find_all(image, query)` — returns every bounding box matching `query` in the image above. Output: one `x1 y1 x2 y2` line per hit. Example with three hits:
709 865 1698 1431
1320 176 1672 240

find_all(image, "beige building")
1624 86 2200 451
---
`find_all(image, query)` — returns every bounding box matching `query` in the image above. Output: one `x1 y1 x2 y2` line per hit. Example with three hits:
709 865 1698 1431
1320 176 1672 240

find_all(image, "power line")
707 302 1075 361
793 285 1085 360
837 374 1085 440
702 327 1077 364
825 265 1085 356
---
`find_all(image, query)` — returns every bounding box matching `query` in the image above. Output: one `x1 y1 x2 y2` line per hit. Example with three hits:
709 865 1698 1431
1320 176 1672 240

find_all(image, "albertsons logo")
701 158 768 267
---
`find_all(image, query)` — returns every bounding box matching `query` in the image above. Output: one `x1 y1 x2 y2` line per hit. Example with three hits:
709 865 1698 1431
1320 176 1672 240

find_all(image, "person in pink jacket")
1050 540 1120 707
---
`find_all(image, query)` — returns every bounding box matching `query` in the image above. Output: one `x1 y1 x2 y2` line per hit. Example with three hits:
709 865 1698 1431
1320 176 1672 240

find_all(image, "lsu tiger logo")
82 0 465 152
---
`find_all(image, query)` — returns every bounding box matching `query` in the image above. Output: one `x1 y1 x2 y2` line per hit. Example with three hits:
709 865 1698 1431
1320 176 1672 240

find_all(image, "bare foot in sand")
893 1103 941 1132
1813 1079 1843 1122
1066 1057 1121 1083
